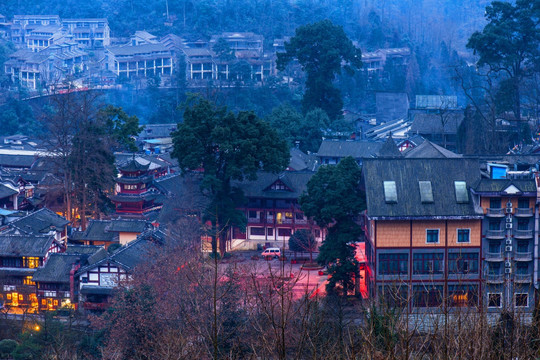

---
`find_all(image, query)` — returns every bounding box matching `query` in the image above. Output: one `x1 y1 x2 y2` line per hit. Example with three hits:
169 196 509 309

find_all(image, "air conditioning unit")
505 268 512 274
507 201 513 208
505 260 512 267
505 245 513 252
506 223 513 229
506 216 512 223
505 239 513 245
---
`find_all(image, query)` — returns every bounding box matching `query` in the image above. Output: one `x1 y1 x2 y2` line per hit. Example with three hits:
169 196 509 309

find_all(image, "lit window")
24 276 35 285
457 229 470 243
426 229 439 244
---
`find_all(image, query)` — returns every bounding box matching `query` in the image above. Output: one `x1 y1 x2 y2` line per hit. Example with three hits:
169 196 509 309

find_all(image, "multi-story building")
26 25 65 52
105 43 174 79
62 18 111 48
10 15 61 47
471 172 538 314
231 171 323 251
363 158 484 311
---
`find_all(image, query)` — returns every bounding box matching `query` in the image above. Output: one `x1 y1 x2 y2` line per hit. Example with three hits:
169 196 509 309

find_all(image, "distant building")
62 18 111 48
361 47 410 74
10 15 61 47
104 43 173 79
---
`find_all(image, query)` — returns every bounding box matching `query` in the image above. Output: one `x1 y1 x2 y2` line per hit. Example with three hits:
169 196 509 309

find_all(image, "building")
0 234 64 310
110 158 163 215
361 48 410 74
25 25 65 52
363 158 484 311
10 15 61 47
104 43 174 79
472 173 538 313
0 208 70 245
316 139 384 165
62 18 110 48
70 219 151 248
230 171 323 251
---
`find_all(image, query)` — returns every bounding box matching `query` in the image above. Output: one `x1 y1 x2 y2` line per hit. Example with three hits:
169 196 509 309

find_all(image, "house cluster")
0 14 410 91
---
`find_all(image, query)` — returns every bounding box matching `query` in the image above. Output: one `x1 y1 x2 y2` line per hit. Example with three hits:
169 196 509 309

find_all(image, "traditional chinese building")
110 158 162 215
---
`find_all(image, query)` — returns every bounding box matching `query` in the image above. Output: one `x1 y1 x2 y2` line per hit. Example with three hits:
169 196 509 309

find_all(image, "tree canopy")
467 0 540 121
299 156 365 294
277 19 362 120
171 97 289 254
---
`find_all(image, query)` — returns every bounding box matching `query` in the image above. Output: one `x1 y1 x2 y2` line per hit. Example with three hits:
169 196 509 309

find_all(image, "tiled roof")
473 179 537 193
235 171 314 199
32 253 80 283
409 112 464 134
404 140 461 158
363 158 482 218
107 219 149 233
0 234 55 257
317 140 383 159
6 208 69 235
107 44 170 56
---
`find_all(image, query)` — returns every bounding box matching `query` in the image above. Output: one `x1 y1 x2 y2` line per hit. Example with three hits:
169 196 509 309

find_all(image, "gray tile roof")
65 244 105 255
107 219 149 233
363 158 483 218
32 253 80 283
0 184 18 199
107 44 170 56
71 220 116 242
376 135 402 158
236 171 314 199
317 140 383 159
6 208 69 235
409 112 464 134
0 234 55 257
473 179 537 193
404 140 461 158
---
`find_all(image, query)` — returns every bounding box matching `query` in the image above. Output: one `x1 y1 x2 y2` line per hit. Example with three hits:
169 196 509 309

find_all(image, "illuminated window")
53 300 58 306
24 276 35 285
23 257 40 268
18 294 23 301
41 299 46 305
6 294 11 300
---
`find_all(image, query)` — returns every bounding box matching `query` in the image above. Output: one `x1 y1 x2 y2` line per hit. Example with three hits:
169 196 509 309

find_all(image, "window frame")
515 293 529 307
426 229 440 244
487 292 503 308
457 228 471 244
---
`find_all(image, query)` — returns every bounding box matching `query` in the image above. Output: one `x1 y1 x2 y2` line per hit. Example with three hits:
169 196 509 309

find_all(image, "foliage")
288 229 317 253
277 19 362 120
171 97 289 253
0 338 17 358
0 97 42 136
467 0 540 121
299 157 365 293
97 105 143 151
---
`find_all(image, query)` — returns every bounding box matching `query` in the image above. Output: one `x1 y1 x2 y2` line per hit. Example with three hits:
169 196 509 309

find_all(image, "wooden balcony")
486 208 505 217
514 208 533 217
485 252 504 262
486 230 505 239
514 274 532 283
486 274 504 284
513 229 533 239
514 251 533 262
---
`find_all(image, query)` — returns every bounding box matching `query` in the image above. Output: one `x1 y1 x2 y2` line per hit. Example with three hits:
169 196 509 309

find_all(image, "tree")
288 229 317 262
277 19 362 121
467 0 540 123
97 105 143 152
171 97 289 254
299 156 365 294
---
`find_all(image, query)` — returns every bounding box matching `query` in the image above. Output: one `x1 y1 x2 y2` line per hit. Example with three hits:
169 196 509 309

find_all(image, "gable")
265 179 292 192
502 184 521 195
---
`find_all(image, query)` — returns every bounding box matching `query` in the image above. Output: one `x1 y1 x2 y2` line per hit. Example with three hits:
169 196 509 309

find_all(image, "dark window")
488 262 501 275
413 253 443 274
295 212 304 220
516 262 528 275
489 221 500 230
517 219 529 230
448 252 479 274
267 228 273 236
379 285 408 308
379 253 408 275
488 293 502 308
278 228 291 237
250 227 265 236
426 229 439 243
488 241 501 253
457 229 470 243
490 198 501 209
515 293 528 307
1 258 22 267
248 211 257 218
518 198 529 209
413 285 443 307
517 240 529 253
448 285 478 307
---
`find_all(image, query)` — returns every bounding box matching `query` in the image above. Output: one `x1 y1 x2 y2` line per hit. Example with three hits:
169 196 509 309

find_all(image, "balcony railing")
514 274 532 283
485 252 504 262
486 208 505 217
514 208 533 217
486 274 504 284
514 229 533 239
247 217 263 224
514 251 533 261
486 230 505 239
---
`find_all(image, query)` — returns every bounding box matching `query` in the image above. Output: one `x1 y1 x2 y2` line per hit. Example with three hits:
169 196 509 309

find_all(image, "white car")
261 248 281 259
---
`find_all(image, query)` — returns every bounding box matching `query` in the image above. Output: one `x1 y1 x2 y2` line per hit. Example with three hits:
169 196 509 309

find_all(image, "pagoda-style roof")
119 158 150 172
116 174 154 185
110 192 159 203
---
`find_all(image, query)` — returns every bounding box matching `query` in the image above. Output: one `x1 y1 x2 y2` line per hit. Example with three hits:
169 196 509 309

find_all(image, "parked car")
261 247 281 259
